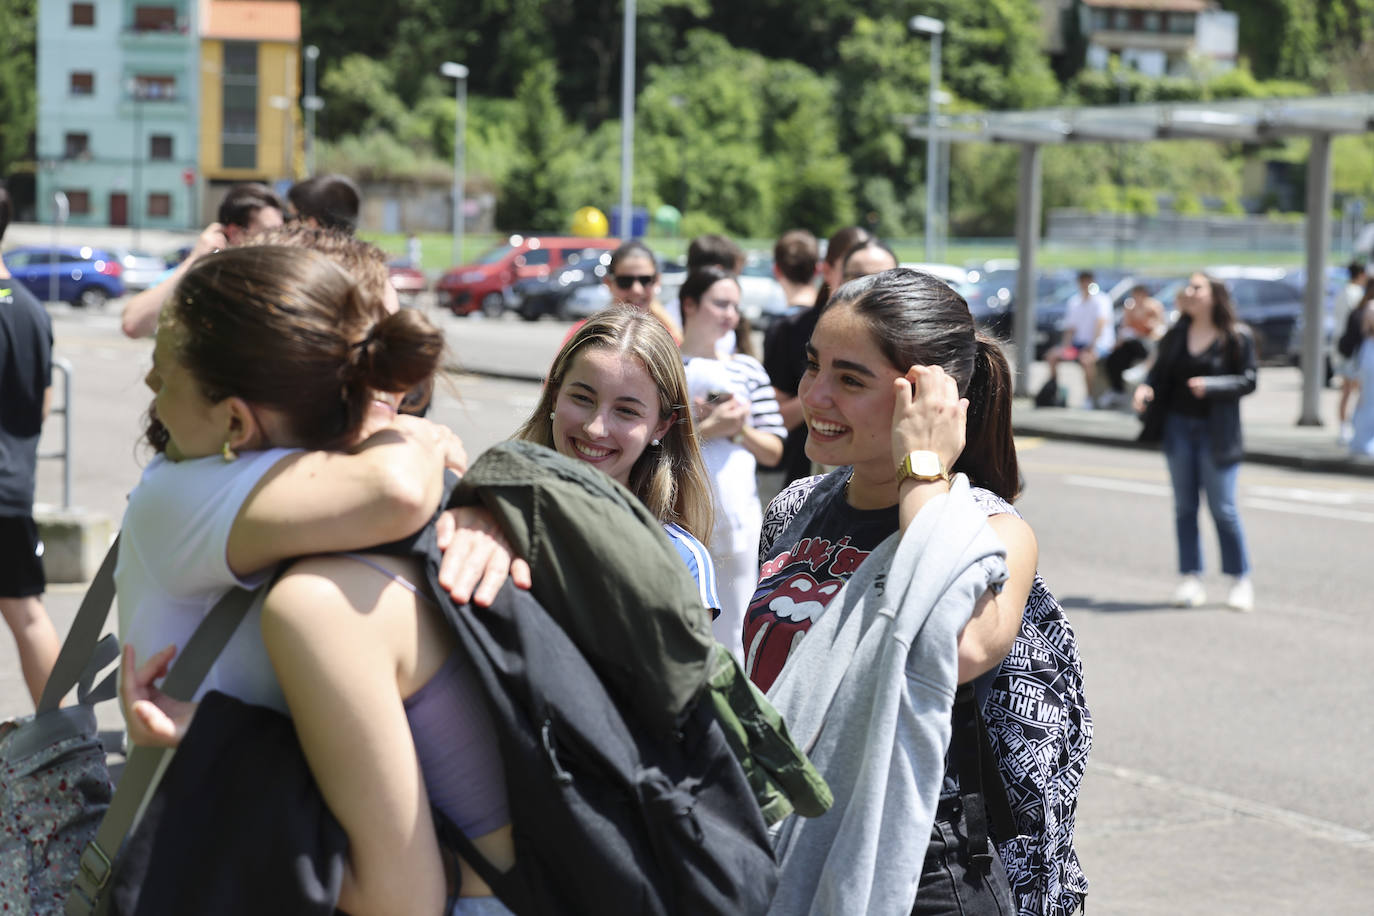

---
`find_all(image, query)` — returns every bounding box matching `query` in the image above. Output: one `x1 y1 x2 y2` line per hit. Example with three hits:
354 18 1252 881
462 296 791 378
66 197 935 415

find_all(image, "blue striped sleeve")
662 522 722 614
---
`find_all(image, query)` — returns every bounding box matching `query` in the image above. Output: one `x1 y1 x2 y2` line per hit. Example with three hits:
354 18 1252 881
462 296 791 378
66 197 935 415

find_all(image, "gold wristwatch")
895 450 950 484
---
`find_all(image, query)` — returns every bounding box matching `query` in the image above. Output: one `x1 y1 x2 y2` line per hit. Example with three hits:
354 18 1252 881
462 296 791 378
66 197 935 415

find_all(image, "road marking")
1240 497 1374 525
1064 474 1171 497
1091 761 1374 850
1064 475 1374 524
1249 484 1374 506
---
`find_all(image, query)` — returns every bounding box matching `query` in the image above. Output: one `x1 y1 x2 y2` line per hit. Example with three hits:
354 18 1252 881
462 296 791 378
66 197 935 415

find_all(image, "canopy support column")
1013 142 1043 396
1299 133 1333 426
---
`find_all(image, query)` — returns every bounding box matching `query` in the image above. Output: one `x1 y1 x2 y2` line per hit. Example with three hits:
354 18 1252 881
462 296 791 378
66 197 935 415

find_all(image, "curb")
1012 416 1374 478
443 360 545 385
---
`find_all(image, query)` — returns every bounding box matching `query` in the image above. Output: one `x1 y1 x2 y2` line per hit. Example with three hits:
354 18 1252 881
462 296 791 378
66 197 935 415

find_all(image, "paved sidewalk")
1012 362 1374 477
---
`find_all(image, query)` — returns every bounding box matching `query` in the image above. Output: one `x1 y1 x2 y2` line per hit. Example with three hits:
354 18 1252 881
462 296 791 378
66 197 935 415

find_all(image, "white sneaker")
1339 423 1354 445
1227 577 1254 612
1172 575 1205 608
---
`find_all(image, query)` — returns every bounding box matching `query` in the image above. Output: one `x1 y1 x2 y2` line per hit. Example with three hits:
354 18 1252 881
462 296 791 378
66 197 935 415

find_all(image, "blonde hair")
513 307 714 542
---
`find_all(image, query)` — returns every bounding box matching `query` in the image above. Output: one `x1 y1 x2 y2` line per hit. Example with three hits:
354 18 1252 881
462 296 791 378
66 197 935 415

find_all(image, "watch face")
910 451 942 477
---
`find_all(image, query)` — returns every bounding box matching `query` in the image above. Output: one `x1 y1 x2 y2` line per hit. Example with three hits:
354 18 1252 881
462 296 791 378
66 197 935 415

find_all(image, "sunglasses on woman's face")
613 274 656 290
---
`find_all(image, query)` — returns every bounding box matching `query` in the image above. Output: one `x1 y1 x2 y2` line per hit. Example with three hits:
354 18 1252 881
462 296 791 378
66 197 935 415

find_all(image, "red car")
436 235 619 316
387 261 427 305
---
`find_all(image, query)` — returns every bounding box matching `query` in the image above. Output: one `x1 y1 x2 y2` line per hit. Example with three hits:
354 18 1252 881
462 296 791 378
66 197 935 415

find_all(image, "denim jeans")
911 805 1015 916
1162 411 1250 576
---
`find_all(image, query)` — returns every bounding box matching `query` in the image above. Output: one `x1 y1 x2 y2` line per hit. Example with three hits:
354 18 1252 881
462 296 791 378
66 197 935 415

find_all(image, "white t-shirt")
1065 289 1115 353
116 448 300 713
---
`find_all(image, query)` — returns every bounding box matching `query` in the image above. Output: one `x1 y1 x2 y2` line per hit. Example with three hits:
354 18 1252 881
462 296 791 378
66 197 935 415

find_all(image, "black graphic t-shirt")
744 470 895 693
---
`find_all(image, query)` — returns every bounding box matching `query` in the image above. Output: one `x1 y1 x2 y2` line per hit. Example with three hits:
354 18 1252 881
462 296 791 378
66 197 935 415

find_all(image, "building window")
1143 12 1162 32
64 190 91 214
222 41 258 170
133 74 176 100
70 72 94 96
1169 13 1196 34
70 3 94 26
149 134 173 160
147 193 171 218
64 133 90 158
133 5 178 31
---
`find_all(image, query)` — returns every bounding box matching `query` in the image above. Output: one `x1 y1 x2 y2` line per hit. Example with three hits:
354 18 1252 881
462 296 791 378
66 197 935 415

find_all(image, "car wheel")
481 291 505 317
76 286 108 309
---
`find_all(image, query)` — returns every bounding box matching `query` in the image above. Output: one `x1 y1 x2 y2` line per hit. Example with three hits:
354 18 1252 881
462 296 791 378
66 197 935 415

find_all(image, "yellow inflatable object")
571 206 609 238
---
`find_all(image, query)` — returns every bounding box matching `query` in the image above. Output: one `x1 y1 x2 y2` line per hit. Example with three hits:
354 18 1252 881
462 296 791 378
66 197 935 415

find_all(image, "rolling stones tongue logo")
744 572 843 689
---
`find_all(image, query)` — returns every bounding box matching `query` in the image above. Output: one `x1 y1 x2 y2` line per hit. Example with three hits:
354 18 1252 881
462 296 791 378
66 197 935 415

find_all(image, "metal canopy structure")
906 93 1374 425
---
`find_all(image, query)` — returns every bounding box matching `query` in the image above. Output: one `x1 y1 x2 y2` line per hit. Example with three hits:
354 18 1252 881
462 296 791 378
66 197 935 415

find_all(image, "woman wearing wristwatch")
745 269 1088 915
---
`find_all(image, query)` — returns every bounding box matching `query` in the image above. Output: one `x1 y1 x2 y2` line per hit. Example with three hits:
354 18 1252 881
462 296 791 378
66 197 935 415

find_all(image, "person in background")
771 229 818 313
1335 261 1366 444
1346 292 1374 456
514 307 721 614
1133 271 1257 611
686 233 745 274
287 174 362 234
407 233 423 270
121 183 285 338
679 267 785 659
1099 283 1166 408
0 184 61 707
1046 270 1115 408
763 226 873 487
582 240 681 344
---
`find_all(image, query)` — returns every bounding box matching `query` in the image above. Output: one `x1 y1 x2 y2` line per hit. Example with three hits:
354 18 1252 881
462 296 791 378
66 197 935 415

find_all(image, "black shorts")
0 515 46 598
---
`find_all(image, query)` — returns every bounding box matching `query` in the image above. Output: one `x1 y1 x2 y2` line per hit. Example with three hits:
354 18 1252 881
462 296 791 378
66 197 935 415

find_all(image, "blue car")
3 245 126 308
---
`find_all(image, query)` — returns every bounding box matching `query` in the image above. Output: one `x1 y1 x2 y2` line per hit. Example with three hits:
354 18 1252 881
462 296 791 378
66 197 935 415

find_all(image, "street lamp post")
303 45 320 176
440 62 469 267
619 0 637 239
909 15 944 263
128 78 143 249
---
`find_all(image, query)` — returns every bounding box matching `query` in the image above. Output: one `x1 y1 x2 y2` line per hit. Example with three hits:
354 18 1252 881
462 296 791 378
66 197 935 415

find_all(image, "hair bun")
342 307 444 396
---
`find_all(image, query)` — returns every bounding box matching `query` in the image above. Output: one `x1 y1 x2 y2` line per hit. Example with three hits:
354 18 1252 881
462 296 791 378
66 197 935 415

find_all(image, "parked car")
114 248 168 292
1152 267 1305 364
4 245 125 307
958 267 1075 341
386 260 427 306
899 262 971 287
435 235 620 317
511 248 613 321
561 280 612 321
737 255 787 332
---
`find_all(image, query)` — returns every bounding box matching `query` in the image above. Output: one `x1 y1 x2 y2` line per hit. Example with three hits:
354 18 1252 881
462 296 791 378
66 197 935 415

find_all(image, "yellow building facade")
198 1 302 191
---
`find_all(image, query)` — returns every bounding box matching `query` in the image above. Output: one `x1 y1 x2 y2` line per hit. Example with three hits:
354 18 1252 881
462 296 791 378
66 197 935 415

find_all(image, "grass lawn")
360 230 1323 276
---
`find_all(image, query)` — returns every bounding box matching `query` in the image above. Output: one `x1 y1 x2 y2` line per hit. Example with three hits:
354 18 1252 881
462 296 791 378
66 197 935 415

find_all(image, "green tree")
497 60 578 231
0 0 36 178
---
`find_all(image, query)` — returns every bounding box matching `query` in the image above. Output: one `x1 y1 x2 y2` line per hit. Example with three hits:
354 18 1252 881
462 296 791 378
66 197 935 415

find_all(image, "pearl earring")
549 411 555 420
651 438 660 447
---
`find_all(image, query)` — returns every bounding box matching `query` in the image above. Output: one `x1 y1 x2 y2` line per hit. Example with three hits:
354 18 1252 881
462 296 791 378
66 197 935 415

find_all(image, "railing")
38 357 73 509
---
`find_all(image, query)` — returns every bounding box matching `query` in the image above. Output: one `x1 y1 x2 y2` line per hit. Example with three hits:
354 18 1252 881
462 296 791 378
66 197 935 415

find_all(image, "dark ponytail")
957 333 1019 501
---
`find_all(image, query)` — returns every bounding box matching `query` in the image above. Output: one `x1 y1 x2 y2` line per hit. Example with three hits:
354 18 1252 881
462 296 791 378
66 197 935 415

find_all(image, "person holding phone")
679 266 785 660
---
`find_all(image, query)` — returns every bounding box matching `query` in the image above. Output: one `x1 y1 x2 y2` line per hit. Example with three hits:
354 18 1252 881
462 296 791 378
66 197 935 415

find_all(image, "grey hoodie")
765 476 1009 915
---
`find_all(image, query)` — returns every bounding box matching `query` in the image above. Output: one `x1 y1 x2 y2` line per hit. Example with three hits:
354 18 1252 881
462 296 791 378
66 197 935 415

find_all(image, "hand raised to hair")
119 644 197 748
890 365 967 473
434 506 533 606
190 222 229 261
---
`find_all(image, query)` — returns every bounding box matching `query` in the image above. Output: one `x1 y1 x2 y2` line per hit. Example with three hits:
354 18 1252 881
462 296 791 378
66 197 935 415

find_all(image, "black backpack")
1338 304 1367 359
389 448 778 915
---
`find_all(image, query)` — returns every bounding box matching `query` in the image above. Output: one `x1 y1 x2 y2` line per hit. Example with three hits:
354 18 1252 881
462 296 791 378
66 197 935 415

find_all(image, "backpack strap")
38 535 122 714
952 683 1017 876
65 579 265 916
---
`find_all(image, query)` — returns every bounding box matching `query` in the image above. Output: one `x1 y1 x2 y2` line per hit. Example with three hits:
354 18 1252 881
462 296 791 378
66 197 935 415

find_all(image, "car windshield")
476 245 516 265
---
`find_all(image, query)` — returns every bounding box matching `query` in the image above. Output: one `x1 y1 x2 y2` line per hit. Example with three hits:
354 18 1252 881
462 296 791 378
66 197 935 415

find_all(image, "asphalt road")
5 303 1372 913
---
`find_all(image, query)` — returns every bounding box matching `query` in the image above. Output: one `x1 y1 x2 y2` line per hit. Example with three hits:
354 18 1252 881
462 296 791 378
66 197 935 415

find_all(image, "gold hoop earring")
221 441 238 463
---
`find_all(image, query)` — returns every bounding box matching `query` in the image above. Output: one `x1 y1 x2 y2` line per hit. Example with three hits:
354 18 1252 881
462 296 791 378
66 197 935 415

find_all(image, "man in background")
121 182 284 337
1336 260 1366 443
0 184 61 708
288 174 362 234
1045 270 1115 408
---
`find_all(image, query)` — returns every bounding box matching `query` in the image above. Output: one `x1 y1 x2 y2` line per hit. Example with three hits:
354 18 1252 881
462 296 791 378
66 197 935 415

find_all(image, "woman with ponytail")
746 269 1080 913
118 245 516 914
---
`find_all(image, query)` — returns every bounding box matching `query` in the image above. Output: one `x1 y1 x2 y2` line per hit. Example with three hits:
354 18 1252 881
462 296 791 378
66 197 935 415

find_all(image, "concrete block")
33 504 115 584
